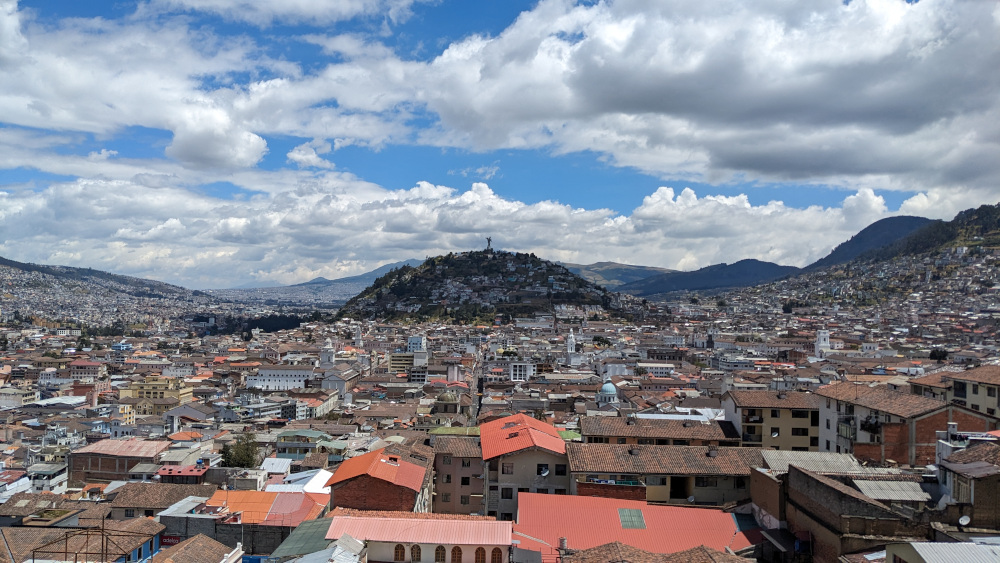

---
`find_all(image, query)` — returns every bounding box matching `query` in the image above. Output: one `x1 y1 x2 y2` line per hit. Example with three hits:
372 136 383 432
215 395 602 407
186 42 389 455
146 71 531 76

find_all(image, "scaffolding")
28 525 153 563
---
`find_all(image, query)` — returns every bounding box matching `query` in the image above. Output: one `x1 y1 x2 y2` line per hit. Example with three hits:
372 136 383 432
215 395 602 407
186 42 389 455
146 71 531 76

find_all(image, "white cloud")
151 0 426 26
287 140 335 169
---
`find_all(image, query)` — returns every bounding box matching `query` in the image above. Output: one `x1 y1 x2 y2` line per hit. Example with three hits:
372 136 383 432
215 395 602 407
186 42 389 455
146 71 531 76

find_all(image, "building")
943 365 1000 416
566 443 762 505
433 437 484 515
120 375 194 408
937 441 1000 529
816 381 999 466
722 390 821 451
247 364 318 391
327 448 431 512
26 463 68 494
479 414 569 520
69 438 172 484
325 509 511 563
108 482 219 520
68 358 108 382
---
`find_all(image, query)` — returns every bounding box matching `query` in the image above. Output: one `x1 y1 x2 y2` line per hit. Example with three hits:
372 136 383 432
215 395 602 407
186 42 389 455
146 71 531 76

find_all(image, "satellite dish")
959 515 971 526
771 431 780 438
540 468 550 477
687 496 695 503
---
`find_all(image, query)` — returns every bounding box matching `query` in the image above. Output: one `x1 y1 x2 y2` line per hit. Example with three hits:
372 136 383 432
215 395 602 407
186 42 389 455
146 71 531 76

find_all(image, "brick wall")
332 474 417 511
575 481 646 501
69 453 154 484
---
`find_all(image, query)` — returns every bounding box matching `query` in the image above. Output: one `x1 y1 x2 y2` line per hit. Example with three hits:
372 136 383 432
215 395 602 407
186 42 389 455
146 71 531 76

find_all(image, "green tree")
222 433 260 468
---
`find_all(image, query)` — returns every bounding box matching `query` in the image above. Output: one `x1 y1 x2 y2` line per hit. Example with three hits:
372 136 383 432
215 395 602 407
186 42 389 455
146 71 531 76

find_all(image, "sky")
1 0 999 289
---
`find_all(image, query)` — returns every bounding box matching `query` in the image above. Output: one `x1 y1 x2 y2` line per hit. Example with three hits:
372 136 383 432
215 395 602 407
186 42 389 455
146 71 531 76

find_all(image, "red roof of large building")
326 514 512 545
73 438 171 458
513 493 753 561
325 448 425 491
479 414 566 460
205 490 326 526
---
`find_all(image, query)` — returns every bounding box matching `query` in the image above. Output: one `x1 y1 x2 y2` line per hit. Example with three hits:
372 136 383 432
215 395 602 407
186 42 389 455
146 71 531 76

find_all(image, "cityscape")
3 1 1000 563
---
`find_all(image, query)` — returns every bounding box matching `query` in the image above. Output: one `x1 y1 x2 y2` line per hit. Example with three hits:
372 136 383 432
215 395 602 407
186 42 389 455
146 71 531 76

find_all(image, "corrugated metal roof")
908 542 1000 563
326 516 512 545
852 480 931 502
74 438 171 458
512 493 751 557
761 451 863 473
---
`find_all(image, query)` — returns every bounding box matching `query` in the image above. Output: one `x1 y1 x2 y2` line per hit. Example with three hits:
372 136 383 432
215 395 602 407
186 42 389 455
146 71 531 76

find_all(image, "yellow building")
120 375 193 407
722 390 821 451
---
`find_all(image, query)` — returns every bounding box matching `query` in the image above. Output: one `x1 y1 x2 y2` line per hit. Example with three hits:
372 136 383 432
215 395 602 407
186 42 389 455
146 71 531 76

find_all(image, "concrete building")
432 437 484 515
722 390 822 451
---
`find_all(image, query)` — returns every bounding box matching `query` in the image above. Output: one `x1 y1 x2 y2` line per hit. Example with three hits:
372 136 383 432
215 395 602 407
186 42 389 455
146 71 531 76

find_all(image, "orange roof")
205 490 325 526
326 448 425 491
168 431 204 441
479 414 566 460
513 493 752 560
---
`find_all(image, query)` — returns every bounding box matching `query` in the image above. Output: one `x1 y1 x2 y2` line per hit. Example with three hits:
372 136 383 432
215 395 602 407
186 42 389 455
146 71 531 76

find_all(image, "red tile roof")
326 448 425 491
479 414 566 460
512 493 752 560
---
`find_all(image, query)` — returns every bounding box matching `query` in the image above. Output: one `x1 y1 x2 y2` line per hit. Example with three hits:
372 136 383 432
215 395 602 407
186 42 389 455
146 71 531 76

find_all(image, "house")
579 416 740 447
938 441 1000 528
479 414 570 520
0 518 164 562
566 443 761 505
721 390 821 451
151 534 244 563
108 482 219 519
325 509 512 563
943 365 1000 416
26 462 68 494
327 448 431 512
433 436 485 515
816 381 998 466
68 438 172 484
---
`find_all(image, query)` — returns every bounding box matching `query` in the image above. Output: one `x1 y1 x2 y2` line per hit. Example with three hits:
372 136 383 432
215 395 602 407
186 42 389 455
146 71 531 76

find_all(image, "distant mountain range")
292 259 424 288
616 259 801 297
561 261 675 288
0 255 201 299
804 216 934 272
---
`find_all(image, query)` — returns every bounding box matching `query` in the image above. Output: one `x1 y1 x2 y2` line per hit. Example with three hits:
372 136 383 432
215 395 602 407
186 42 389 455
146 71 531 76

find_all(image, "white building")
247 365 318 391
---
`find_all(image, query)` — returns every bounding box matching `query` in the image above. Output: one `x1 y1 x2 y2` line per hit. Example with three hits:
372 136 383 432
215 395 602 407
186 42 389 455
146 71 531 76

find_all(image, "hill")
337 250 623 323
561 261 674 288
858 202 1000 262
292 259 423 287
618 259 801 297
805 216 933 271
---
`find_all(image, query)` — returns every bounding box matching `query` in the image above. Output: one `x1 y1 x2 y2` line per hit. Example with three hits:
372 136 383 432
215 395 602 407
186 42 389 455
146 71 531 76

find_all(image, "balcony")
742 434 762 444
860 417 882 435
743 415 763 424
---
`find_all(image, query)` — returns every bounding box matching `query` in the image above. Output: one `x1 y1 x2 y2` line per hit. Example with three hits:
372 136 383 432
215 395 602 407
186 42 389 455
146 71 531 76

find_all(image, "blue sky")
1 0 998 288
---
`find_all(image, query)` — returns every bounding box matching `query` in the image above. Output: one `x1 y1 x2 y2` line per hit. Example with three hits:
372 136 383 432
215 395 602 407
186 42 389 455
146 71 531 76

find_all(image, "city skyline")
1 0 999 289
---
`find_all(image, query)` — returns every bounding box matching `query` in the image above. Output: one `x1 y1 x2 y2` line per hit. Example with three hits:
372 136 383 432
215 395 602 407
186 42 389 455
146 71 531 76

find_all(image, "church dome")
600 381 617 395
437 391 458 403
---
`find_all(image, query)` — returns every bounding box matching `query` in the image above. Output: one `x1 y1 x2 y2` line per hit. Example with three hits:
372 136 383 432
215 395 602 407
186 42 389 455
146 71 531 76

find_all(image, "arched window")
475 547 486 563
452 547 462 563
491 548 503 563
412 545 422 562
435 546 446 563
394 545 405 562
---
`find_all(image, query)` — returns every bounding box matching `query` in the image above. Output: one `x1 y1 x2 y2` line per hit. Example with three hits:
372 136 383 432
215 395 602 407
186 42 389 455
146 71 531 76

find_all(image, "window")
537 464 549 476
462 458 472 467
461 476 470 486
989 408 996 416
125 509 135 518
501 463 514 474
441 493 451 503
826 440 831 451
555 464 567 476
435 546 446 563
395 545 406 562
536 488 548 494
616 438 627 444
734 477 746 489
791 428 808 436
452 547 462 563
460 495 470 505
518 487 529 492
973 384 980 395
554 488 566 494
810 436 819 447
826 398 831 408
791 410 809 418
443 474 452 483
826 419 830 429
500 513 513 521
695 476 718 487
771 409 780 418
476 548 486 563
412 546 422 562
501 487 513 499
491 548 503 563
989 387 997 398
769 428 779 438
637 438 654 445
972 404 980 411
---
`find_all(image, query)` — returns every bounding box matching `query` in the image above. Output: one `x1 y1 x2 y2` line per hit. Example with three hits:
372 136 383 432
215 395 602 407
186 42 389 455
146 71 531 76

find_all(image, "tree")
929 348 949 362
222 433 260 468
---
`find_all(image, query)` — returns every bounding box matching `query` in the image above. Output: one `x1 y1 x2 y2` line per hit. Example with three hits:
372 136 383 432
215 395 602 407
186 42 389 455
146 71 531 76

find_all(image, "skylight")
618 508 646 529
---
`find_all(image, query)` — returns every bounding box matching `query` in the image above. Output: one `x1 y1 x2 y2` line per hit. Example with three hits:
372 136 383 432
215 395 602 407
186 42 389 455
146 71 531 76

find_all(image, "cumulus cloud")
287 140 335 169
151 0 426 26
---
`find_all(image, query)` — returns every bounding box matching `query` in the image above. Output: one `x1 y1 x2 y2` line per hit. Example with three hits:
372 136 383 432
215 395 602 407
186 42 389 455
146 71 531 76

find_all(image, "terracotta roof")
562 542 747 563
109 482 219 509
326 514 512 545
567 444 762 476
512 493 752 559
907 371 953 390
479 414 566 460
326 448 426 491
152 534 235 563
947 365 1000 386
724 390 821 410
204 490 326 526
579 417 739 441
433 436 483 458
946 441 1000 465
326 508 495 521
815 382 947 418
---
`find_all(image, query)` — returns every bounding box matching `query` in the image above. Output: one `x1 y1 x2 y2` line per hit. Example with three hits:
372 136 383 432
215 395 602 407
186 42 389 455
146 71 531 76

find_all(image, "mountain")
857 202 1000 262
291 259 423 287
0 255 200 299
561 261 674 288
805 216 934 271
337 250 623 322
618 259 801 297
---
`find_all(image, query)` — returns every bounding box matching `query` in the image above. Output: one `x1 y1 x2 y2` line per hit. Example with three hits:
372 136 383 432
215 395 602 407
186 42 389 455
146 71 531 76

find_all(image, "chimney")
777 392 788 399
559 538 568 551
629 448 640 455
707 445 719 458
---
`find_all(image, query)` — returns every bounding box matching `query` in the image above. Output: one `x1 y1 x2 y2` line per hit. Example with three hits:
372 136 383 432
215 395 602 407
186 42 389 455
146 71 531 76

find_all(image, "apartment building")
722 390 821 451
